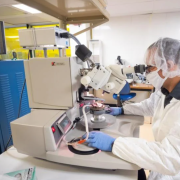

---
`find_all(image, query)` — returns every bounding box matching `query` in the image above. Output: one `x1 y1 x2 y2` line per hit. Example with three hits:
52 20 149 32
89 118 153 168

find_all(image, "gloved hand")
107 107 123 116
83 131 115 152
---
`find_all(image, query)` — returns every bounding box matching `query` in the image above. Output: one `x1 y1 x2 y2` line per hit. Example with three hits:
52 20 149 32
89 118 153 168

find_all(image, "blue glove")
108 107 123 116
83 131 115 152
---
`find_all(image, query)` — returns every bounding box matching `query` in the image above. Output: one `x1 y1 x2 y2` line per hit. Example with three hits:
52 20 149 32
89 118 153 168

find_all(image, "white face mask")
146 69 168 90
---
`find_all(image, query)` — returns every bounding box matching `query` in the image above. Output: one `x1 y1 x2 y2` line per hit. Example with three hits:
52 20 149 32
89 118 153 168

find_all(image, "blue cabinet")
0 60 31 153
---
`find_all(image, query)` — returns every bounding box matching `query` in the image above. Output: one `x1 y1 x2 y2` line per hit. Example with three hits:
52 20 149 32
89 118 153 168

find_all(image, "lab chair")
113 81 136 107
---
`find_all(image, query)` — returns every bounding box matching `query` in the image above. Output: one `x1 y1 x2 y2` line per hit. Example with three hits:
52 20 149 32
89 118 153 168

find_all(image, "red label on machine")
51 62 65 66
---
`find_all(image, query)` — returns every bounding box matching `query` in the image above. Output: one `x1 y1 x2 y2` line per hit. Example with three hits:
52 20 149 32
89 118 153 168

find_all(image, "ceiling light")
6 36 19 38
12 4 41 14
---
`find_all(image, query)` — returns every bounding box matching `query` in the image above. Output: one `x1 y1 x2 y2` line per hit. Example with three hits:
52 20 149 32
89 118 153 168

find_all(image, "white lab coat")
112 91 180 180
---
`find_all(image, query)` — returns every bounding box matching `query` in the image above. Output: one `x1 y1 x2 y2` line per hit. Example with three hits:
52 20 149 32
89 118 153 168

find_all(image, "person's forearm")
122 91 161 117
112 136 180 176
123 98 154 117
123 103 146 116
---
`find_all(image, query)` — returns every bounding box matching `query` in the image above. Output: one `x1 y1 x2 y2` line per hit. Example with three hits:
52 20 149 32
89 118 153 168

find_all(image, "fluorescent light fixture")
6 36 19 38
12 4 41 14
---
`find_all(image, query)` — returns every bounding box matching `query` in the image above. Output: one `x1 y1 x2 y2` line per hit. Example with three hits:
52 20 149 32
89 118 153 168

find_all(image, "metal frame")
5 22 59 29
0 21 7 54
16 0 110 36
73 20 108 36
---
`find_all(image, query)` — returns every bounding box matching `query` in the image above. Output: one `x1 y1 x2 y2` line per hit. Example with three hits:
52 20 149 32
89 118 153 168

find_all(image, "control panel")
56 114 72 134
44 112 72 152
50 118 63 146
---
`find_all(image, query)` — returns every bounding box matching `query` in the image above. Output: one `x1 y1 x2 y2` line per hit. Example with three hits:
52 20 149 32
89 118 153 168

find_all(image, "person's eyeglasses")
145 66 157 73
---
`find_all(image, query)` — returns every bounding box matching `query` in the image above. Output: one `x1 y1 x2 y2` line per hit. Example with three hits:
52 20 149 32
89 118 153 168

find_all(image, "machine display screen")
52 113 72 145
60 117 71 132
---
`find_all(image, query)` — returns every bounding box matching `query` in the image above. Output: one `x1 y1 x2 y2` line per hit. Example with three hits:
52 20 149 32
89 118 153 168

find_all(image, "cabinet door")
0 73 15 152
0 124 4 154
0 61 30 152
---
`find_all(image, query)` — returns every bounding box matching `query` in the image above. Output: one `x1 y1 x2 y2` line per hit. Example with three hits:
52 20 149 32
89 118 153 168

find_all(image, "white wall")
69 24 90 56
93 12 180 66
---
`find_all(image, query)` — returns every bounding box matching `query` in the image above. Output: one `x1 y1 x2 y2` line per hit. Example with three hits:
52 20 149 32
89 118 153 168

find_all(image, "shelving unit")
16 0 110 35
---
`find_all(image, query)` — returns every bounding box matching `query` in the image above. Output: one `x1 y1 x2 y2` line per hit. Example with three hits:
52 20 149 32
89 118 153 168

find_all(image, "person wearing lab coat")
84 37 180 180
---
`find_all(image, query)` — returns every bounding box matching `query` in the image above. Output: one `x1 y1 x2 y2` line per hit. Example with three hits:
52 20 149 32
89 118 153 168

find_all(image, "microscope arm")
81 64 145 94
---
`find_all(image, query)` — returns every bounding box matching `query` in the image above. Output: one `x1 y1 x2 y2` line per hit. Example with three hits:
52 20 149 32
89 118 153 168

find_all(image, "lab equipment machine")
18 27 69 48
11 27 145 170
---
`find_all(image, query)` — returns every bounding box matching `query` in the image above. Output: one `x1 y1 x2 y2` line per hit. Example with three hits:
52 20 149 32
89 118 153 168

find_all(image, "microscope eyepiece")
134 64 146 74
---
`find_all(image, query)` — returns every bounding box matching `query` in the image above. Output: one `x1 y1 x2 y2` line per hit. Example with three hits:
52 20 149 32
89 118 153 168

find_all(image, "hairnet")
145 37 180 78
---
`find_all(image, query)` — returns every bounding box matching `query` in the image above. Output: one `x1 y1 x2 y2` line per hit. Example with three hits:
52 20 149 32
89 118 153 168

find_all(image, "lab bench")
0 147 137 180
130 83 154 92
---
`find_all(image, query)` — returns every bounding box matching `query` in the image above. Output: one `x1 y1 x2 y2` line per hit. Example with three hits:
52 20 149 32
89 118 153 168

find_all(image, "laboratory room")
1 0 180 180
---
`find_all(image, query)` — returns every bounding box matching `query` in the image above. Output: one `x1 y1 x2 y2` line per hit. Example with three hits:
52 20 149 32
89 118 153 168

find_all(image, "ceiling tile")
0 6 26 17
0 0 18 6
107 1 154 16
0 0 59 25
107 0 153 6
153 0 180 13
107 0 180 16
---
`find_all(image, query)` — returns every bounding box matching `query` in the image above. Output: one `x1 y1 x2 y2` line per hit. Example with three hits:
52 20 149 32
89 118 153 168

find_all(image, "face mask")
146 69 168 90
